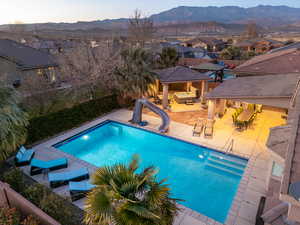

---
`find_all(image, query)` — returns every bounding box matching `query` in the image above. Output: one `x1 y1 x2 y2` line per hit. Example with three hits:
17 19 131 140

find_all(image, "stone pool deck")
20 109 272 225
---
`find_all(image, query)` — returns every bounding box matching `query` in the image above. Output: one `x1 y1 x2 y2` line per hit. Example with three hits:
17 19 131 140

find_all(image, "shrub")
3 168 26 194
26 95 119 145
23 184 50 206
21 215 40 225
0 207 20 225
40 193 74 225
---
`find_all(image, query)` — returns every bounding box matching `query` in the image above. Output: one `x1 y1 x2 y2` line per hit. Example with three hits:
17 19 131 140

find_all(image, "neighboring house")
184 37 226 52
28 39 76 54
234 48 300 76
267 42 300 54
234 39 284 54
160 42 210 59
0 39 58 88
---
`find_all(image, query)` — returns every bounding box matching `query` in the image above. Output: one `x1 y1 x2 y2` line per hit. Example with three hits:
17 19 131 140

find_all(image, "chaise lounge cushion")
30 158 68 176
69 180 95 201
15 146 35 166
69 181 95 192
49 168 89 188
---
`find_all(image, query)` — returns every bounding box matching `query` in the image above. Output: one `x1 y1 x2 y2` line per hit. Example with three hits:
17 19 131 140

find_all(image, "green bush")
40 193 74 225
0 207 21 225
3 168 26 194
26 95 119 145
21 215 40 225
23 184 50 207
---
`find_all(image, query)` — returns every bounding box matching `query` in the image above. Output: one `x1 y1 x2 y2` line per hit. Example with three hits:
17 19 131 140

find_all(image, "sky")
1 0 300 25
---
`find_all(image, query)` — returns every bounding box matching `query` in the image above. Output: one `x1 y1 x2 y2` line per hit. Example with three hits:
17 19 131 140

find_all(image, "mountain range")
1 5 300 33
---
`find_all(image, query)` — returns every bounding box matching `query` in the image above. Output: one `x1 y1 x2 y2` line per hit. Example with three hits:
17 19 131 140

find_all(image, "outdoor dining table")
237 110 253 121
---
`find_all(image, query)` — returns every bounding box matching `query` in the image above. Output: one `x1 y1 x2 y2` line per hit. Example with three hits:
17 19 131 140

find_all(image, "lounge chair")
204 120 214 138
69 181 96 201
30 158 68 176
15 146 35 167
193 119 205 136
49 168 89 188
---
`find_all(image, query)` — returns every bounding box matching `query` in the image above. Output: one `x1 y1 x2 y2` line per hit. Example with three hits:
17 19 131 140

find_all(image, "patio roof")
191 62 225 71
154 66 212 84
206 74 300 99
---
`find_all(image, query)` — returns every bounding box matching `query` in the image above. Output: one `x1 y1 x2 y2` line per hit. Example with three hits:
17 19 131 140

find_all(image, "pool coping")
30 113 255 225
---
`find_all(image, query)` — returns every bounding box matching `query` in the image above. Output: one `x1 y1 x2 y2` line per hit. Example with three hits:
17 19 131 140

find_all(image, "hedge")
26 95 120 145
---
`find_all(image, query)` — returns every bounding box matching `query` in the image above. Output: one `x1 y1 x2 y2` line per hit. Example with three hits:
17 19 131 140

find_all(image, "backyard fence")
0 181 61 225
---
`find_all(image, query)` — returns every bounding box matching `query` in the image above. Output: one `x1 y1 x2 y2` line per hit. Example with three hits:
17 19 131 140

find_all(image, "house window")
271 162 284 178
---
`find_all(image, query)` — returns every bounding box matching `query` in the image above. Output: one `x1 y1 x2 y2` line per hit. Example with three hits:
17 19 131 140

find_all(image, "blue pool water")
54 120 247 223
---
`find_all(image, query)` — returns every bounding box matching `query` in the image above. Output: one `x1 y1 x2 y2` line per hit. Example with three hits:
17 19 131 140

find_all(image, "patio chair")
15 146 35 167
204 120 214 138
49 168 89 188
30 158 68 176
193 119 205 136
69 180 96 201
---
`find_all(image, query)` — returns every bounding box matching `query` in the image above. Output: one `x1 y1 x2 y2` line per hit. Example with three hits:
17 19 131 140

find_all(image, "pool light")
83 135 89 140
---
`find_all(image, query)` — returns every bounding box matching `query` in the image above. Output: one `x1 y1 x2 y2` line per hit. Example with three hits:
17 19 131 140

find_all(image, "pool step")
207 157 245 173
205 162 242 177
209 152 247 168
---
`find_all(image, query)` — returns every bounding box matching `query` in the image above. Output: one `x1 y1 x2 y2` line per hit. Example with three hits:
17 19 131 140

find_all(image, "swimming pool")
54 120 247 223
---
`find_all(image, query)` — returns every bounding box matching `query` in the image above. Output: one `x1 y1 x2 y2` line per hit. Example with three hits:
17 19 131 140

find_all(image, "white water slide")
131 98 170 133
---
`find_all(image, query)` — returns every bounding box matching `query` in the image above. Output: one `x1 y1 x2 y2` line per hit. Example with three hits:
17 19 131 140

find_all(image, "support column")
218 99 226 115
186 82 192 92
200 80 208 103
162 84 169 109
155 80 160 96
207 99 216 121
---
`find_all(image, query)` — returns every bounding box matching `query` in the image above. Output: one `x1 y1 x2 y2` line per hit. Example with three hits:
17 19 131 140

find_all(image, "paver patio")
19 108 286 225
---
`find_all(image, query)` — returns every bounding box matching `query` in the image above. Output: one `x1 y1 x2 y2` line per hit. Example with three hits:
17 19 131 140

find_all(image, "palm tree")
113 47 157 99
156 47 179 69
0 85 28 160
84 155 180 225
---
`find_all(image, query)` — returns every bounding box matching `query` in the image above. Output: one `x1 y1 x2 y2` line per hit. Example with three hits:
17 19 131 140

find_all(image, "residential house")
28 39 76 54
234 48 300 76
234 39 284 54
0 39 58 89
184 37 226 52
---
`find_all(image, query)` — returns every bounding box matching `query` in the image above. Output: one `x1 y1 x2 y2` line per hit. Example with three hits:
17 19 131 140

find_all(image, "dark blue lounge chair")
30 158 68 176
49 168 89 188
69 181 95 201
15 146 35 167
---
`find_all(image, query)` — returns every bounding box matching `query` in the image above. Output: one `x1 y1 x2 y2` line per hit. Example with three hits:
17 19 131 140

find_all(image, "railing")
223 138 234 154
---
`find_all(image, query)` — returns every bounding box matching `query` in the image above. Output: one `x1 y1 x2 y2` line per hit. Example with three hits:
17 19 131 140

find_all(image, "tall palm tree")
0 85 28 160
156 47 179 69
84 155 180 225
113 47 157 99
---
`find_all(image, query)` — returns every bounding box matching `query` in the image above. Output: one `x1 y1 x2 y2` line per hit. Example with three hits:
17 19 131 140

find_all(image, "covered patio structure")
154 66 212 110
205 74 299 121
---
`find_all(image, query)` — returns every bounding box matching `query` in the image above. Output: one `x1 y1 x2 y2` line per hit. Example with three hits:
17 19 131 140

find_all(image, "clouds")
0 0 299 25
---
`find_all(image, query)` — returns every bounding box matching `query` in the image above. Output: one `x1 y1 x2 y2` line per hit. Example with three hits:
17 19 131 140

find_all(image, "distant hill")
150 5 300 27
1 5 300 34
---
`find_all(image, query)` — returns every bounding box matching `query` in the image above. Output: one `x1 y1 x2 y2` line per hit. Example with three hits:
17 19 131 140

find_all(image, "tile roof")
154 66 212 83
234 48 300 75
267 125 291 159
191 62 225 71
268 42 300 54
206 74 300 99
281 80 300 197
0 39 58 70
